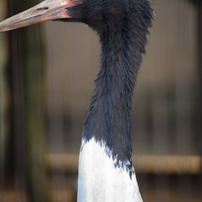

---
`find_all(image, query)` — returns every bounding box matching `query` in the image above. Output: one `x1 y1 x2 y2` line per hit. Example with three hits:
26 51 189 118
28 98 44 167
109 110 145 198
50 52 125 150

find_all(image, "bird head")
0 0 152 35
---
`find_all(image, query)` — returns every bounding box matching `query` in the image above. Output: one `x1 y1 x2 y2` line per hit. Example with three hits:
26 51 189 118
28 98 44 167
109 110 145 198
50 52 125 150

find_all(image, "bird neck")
77 28 145 201
82 24 144 170
78 2 152 200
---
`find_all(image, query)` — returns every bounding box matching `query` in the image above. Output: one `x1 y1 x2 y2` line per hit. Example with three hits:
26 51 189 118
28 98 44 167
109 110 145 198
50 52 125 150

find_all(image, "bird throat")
82 22 141 171
77 1 152 201
77 25 144 202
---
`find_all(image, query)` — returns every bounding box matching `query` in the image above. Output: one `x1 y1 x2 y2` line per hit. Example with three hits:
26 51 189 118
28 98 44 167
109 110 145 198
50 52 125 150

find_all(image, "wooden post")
0 0 8 192
197 0 202 156
2 0 49 201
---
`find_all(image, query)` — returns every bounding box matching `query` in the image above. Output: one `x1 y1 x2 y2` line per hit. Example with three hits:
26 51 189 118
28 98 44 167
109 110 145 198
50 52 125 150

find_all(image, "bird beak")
0 0 79 32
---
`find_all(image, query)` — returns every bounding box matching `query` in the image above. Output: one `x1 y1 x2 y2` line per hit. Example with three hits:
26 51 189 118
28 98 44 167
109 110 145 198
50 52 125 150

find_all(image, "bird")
0 0 153 201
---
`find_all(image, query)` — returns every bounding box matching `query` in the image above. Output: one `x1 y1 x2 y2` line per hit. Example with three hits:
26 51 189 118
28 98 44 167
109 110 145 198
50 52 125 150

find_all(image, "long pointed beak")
0 0 79 32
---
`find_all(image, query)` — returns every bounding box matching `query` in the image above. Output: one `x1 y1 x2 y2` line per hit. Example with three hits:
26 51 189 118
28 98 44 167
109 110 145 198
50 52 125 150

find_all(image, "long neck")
82 24 143 169
77 27 144 202
78 3 152 201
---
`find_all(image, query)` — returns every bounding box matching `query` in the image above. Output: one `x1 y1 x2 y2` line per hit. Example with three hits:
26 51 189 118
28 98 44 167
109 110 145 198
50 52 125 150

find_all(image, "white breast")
77 137 143 202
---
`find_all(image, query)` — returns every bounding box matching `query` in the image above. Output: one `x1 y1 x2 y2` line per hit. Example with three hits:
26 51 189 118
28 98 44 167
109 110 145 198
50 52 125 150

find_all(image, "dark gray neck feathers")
81 0 153 172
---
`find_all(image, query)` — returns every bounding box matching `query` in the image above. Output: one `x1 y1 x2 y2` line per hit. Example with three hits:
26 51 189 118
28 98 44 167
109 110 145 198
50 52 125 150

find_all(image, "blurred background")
0 0 202 201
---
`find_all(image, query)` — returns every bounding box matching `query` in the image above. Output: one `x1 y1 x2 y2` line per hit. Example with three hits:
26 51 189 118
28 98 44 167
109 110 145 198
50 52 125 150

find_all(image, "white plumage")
78 138 143 202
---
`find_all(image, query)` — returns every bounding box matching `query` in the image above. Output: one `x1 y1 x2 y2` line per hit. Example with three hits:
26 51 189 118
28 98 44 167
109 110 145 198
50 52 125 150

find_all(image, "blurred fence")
0 0 202 202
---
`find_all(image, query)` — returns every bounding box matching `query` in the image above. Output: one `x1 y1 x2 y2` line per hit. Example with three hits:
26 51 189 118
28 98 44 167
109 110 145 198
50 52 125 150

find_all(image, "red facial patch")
61 0 79 7
62 0 70 4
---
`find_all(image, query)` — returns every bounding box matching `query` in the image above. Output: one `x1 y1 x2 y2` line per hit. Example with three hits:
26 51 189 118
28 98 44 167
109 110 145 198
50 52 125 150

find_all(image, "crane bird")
0 0 153 201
